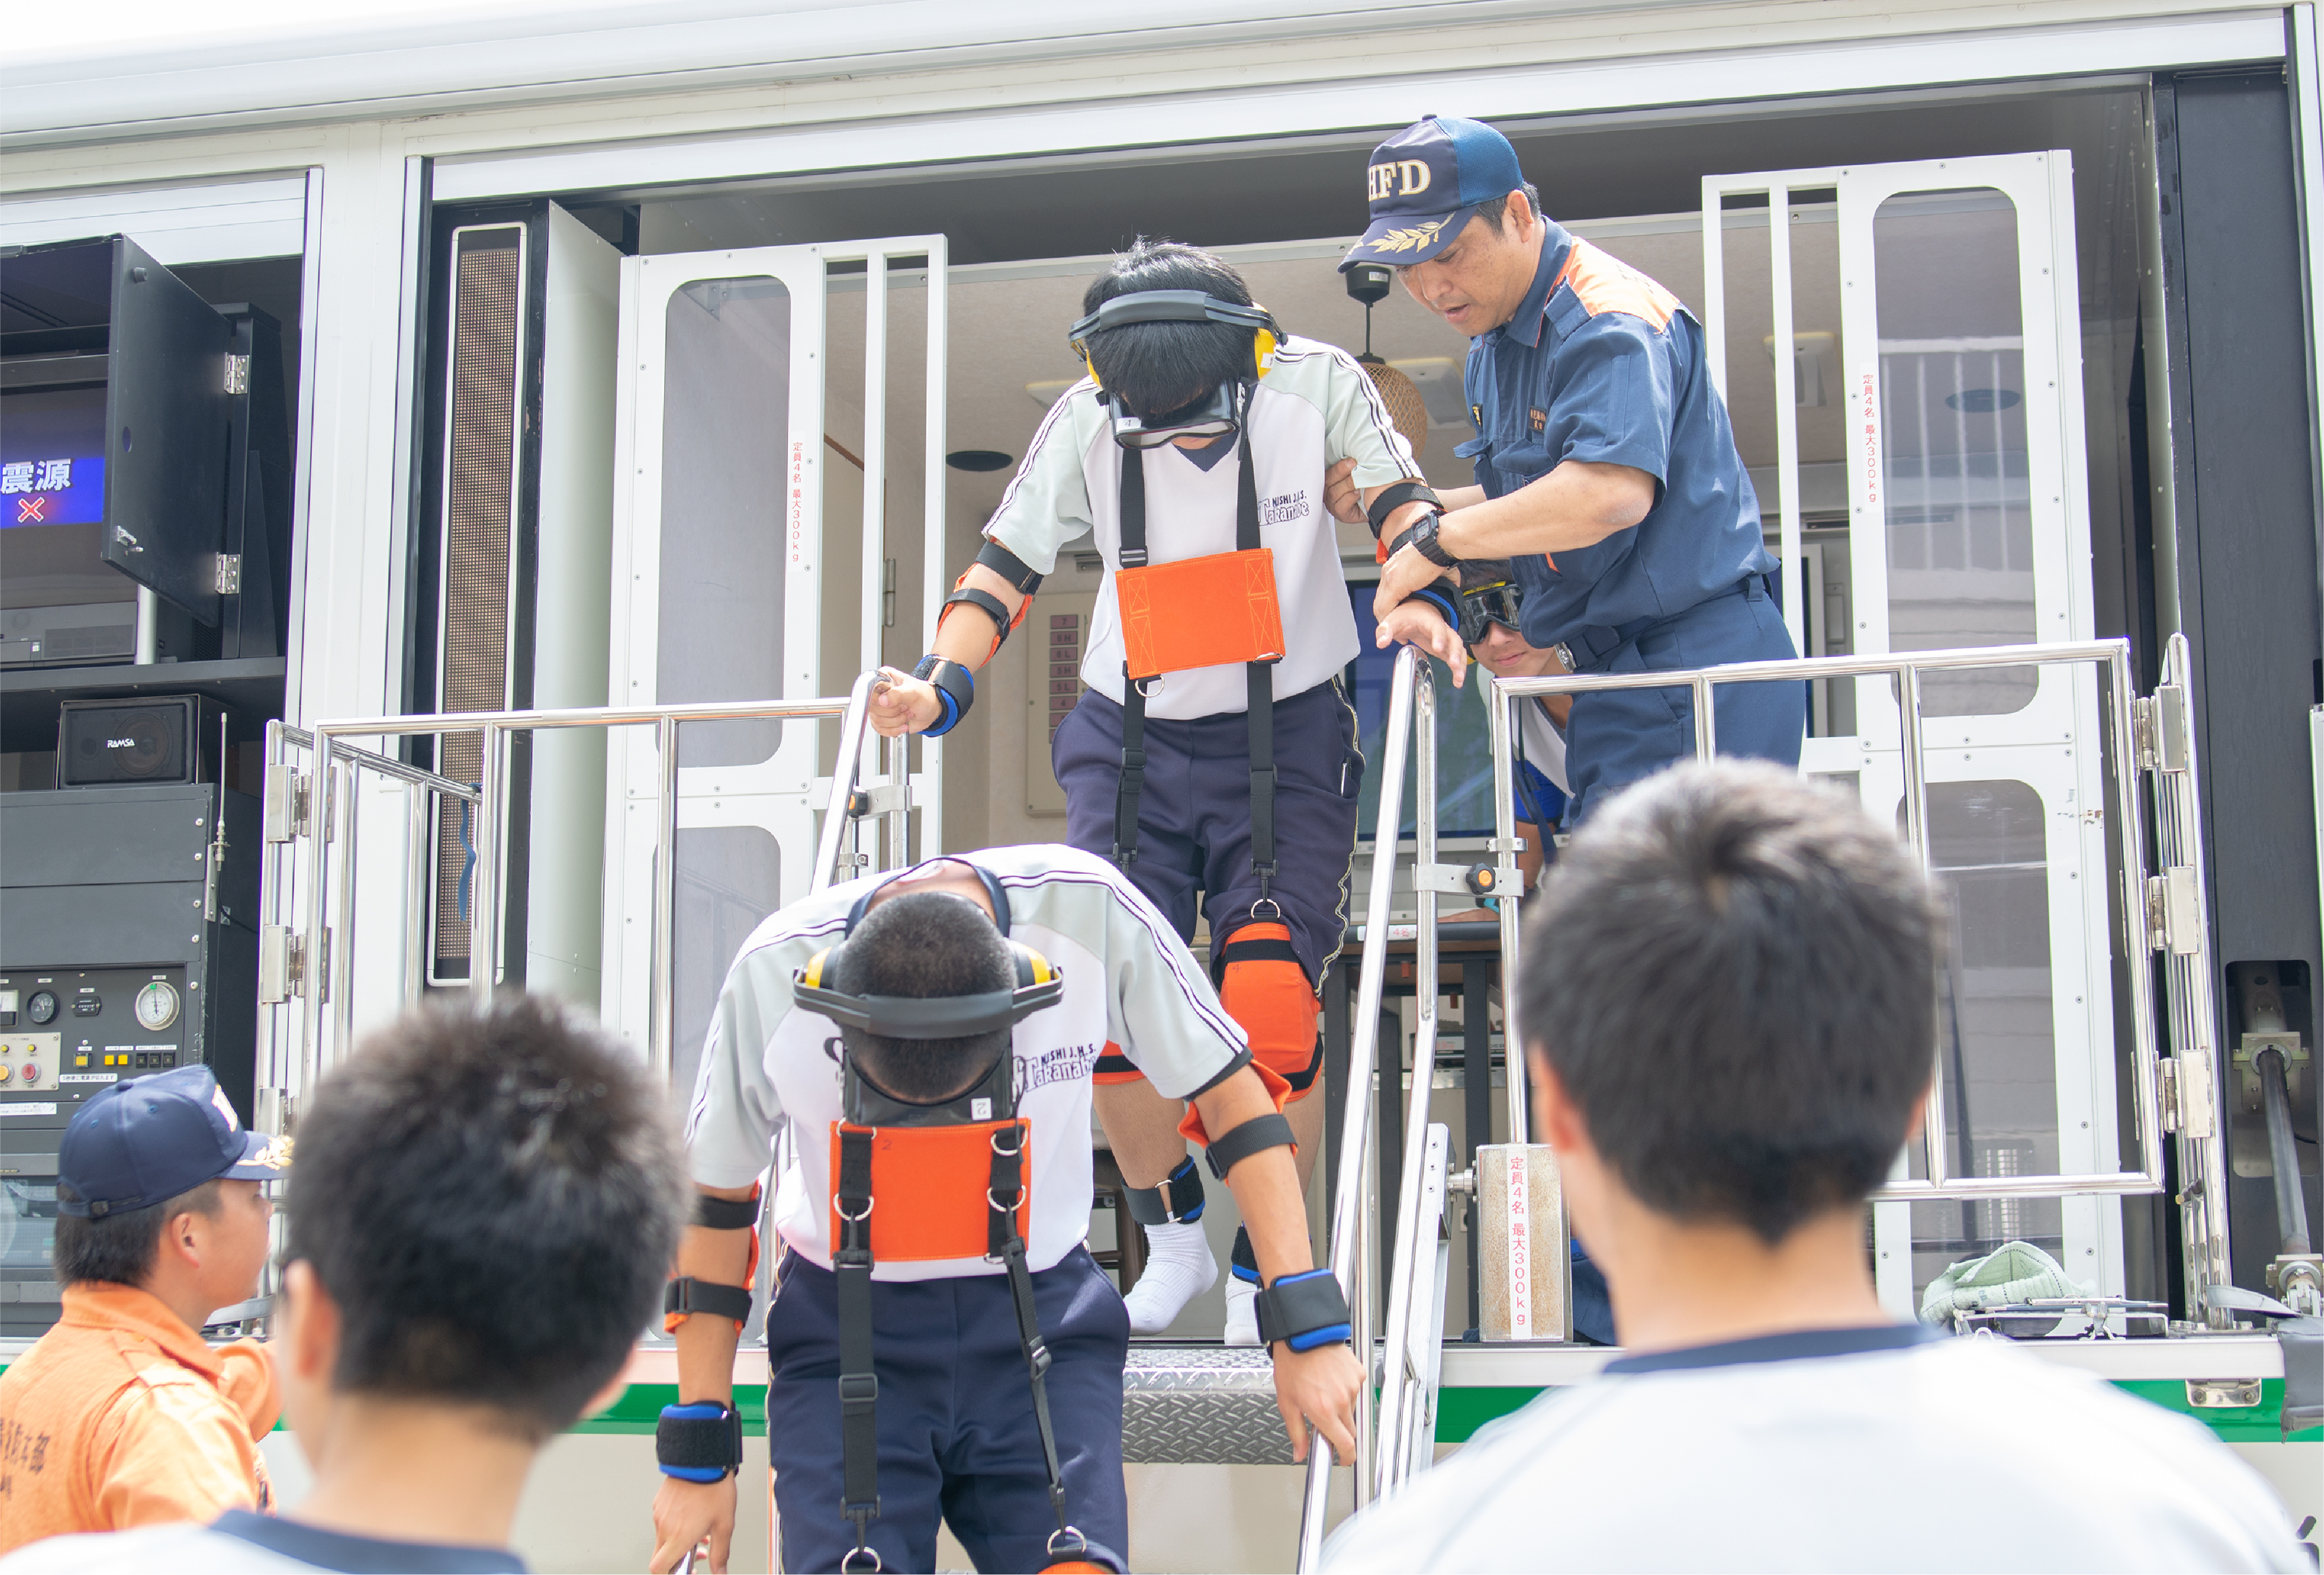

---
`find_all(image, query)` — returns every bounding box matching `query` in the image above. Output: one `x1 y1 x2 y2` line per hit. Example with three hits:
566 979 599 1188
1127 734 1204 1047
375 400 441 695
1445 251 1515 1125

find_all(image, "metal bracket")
846 783 911 818
265 767 312 843
2146 867 2201 954
2231 1032 2310 1111
259 927 304 1003
224 353 250 394
2159 1053 2219 1139
214 553 243 595
2133 686 2191 774
1409 863 1477 895
2183 1378 2261 1409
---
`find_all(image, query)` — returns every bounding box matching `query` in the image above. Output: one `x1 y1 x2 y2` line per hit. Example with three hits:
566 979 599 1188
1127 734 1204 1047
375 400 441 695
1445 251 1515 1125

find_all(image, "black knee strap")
1125 1155 1207 1226
1281 1036 1324 1095
1205 1112 1295 1181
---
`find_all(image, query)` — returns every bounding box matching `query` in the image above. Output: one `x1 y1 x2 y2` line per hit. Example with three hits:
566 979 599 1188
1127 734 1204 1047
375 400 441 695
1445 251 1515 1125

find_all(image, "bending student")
0 1065 283 1554
649 848 1363 1574
4 998 690 1575
867 238 1461 1340
1325 763 2308 1573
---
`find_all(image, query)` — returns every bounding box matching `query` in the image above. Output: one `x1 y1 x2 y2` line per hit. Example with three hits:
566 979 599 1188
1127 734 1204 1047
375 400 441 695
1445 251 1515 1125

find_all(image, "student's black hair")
1519 761 1942 1245
832 890 1015 1103
52 1179 221 1289
285 996 688 1443
1080 238 1259 421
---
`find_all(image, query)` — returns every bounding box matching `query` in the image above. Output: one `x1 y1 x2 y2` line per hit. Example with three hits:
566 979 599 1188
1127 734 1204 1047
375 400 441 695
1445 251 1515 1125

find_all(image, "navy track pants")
764 1247 1130 1574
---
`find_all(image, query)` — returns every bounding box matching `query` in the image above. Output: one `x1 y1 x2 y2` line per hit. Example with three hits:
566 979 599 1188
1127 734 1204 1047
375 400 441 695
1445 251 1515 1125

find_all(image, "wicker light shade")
1360 356 1430 456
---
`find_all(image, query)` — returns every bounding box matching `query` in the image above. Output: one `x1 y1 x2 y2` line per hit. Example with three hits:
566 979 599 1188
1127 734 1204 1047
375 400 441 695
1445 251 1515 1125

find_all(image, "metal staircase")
251 635 2242 1570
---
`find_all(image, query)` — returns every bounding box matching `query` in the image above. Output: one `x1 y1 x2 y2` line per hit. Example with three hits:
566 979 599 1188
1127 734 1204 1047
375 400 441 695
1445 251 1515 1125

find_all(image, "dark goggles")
1457 578 1524 645
1109 382 1241 450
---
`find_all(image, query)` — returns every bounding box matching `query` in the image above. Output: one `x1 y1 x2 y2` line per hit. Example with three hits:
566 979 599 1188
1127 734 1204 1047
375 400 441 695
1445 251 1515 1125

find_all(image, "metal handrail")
1297 644 1419 1570
1489 636 2167 1205
262 679 885 1116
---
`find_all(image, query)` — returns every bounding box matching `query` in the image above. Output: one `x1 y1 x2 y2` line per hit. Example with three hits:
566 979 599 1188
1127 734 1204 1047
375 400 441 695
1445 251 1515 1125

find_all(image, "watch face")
135 981 180 1031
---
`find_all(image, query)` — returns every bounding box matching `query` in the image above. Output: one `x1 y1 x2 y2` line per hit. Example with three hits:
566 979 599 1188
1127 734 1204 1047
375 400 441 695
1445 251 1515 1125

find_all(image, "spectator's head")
1078 240 1260 422
1521 762 1941 1254
278 997 687 1445
52 1064 284 1326
832 889 1016 1103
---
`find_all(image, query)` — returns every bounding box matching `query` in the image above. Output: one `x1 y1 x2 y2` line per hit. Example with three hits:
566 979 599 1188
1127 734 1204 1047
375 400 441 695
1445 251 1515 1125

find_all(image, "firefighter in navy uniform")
869 240 1465 1342
1357 116 1805 831
1355 117 1805 1346
647 849 1362 1574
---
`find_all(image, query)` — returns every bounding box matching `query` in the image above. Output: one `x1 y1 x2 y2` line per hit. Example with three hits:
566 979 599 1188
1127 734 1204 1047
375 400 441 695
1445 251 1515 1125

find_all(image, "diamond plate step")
1122 1344 1294 1465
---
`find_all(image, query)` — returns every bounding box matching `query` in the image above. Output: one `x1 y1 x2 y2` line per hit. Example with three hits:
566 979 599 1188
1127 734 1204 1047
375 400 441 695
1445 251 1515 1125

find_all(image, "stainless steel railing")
257 673 888 1122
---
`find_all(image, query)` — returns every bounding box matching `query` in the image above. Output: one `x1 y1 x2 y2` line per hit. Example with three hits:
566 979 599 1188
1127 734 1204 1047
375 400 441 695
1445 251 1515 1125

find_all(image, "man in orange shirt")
0 1065 285 1552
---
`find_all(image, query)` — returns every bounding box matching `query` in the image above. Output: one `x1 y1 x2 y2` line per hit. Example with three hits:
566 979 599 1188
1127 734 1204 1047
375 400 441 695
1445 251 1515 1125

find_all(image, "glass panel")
1906 780 2062 1298
1347 584 1500 838
660 277 791 767
671 825 783 1100
1872 191 2036 717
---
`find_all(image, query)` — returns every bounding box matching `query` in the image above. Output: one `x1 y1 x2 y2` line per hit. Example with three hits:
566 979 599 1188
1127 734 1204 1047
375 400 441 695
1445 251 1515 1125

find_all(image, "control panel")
0 967 195 1106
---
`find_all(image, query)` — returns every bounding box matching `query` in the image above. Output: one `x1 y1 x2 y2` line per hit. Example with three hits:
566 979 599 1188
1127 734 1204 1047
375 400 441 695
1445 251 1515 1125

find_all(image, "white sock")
1121 1220 1216 1334
1222 1273 1261 1346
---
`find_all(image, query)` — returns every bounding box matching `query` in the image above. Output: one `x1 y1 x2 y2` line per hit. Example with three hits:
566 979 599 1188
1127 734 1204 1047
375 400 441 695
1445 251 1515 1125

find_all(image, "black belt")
1113 429 1280 916
1556 572 1769 674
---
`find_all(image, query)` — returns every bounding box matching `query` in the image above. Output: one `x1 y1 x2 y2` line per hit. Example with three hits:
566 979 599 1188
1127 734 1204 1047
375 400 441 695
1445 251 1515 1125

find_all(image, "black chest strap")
1113 427 1280 914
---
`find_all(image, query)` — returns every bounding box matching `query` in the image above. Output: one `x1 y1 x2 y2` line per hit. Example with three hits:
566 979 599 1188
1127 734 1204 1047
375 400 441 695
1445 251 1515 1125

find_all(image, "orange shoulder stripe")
1554 240 1679 332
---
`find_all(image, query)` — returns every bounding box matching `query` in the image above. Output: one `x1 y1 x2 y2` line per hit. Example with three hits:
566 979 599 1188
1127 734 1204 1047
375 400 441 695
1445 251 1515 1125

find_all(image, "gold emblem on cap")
1369 219 1449 254
253 1135 293 1169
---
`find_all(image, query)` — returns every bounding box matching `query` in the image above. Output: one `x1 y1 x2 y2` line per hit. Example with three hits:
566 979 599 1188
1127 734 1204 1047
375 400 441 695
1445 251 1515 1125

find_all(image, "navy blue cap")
55 1064 288 1218
1343 115 1527 271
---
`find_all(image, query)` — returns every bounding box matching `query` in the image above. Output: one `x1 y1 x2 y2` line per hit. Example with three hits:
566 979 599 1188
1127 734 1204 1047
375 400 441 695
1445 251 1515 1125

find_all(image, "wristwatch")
1405 510 1459 569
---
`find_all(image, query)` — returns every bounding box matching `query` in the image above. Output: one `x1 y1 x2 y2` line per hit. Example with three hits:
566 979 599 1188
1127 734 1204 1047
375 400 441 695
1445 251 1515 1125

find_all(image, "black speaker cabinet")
55 694 219 788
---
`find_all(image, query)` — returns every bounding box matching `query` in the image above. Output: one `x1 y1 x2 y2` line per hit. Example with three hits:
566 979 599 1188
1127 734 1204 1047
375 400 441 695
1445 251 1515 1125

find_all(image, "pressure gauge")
27 991 57 1026
135 981 180 1032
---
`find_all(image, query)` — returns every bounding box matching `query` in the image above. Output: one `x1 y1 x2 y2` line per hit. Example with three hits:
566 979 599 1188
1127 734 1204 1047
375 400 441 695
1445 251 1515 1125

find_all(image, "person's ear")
162 1205 207 1271
279 1259 340 1384
1528 1048 1591 1157
1904 1080 1934 1144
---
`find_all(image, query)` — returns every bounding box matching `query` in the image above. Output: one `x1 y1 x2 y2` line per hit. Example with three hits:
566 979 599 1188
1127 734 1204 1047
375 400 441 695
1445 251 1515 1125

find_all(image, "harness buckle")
838 1372 881 1406
1249 894 1281 922
835 1193 875 1223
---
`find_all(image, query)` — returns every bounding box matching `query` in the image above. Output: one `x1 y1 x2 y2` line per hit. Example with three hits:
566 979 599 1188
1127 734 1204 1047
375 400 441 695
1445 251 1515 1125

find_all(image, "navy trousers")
1564 576 1803 826
764 1247 1130 1574
1052 680 1363 978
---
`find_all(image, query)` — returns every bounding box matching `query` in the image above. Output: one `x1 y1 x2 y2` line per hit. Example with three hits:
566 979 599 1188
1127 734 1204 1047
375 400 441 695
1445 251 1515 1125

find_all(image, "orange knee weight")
1217 923 1322 1095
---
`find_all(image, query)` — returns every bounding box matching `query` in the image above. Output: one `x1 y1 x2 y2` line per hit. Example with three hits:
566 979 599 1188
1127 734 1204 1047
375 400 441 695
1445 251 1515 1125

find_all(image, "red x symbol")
15 497 46 524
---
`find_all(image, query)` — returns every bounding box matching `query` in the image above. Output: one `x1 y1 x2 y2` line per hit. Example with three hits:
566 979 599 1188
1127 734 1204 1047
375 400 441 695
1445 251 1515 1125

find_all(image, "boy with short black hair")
1327 761 2307 1572
0 1065 283 1555
2 996 690 1574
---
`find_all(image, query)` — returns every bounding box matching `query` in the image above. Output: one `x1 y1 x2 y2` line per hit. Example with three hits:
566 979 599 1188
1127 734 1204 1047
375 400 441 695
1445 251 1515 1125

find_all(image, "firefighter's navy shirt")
1460 219 1777 651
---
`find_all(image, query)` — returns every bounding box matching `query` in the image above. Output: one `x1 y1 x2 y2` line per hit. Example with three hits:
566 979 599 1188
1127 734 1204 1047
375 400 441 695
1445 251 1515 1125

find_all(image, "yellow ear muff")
1084 353 1102 389
1253 326 1278 379
1011 943 1057 988
802 948 833 989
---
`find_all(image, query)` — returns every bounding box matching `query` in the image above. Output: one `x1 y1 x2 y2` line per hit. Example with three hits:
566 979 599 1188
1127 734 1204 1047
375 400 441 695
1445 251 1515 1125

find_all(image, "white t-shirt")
985 336 1418 720
684 845 1246 1279
1323 1326 2308 1573
1 1513 523 1573
1516 694 1570 795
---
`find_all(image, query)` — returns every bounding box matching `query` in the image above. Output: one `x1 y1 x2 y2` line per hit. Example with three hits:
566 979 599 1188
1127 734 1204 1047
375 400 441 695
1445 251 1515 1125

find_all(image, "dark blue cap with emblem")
1342 115 1527 272
55 1064 289 1218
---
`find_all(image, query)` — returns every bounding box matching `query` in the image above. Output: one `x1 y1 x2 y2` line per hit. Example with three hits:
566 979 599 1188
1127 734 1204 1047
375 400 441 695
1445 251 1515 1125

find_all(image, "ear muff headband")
804 879 1061 1039
843 859 1014 937
1067 290 1282 386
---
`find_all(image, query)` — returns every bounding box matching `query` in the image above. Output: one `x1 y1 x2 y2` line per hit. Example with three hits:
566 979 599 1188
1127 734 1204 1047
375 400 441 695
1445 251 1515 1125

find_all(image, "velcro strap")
663 1277 752 1325
1125 1154 1207 1226
1218 933 1303 970
914 655 975 738
943 585 1020 650
1204 1111 1295 1181
694 1192 761 1231
657 1402 744 1479
1366 480 1442 539
1255 1268 1353 1352
975 539 1046 595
